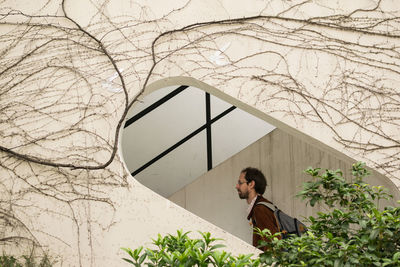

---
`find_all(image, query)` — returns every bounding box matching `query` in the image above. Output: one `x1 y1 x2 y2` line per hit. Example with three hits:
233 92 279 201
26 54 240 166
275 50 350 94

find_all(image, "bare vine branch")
0 0 399 264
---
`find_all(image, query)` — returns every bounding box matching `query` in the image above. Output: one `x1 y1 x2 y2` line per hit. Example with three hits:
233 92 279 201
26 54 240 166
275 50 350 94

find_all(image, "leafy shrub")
258 162 400 267
122 230 260 266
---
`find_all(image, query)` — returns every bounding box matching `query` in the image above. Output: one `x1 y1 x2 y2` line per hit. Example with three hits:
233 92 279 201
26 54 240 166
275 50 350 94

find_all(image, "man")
235 167 279 249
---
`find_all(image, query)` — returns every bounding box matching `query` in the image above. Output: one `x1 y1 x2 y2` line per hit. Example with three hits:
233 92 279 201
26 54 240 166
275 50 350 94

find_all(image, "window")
121 85 275 197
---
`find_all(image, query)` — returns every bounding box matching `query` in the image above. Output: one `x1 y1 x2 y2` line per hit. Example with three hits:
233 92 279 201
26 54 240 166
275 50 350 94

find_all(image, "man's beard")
238 190 248 199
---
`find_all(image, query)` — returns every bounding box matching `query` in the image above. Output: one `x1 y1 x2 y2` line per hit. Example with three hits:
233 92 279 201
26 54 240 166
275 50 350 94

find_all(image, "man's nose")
235 184 239 189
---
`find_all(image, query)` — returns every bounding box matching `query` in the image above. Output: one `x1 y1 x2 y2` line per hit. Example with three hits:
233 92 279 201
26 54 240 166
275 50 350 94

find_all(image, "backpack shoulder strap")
254 201 281 233
256 201 277 212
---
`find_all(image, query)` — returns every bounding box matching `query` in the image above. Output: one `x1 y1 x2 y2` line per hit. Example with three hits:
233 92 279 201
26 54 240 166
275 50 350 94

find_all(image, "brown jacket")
247 195 280 249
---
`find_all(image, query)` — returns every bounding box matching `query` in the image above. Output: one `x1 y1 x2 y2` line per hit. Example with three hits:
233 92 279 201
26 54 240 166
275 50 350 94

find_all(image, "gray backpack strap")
255 201 281 232
256 201 277 212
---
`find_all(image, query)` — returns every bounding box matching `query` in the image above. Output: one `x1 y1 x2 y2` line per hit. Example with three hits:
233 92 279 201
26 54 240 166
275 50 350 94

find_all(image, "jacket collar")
247 195 270 220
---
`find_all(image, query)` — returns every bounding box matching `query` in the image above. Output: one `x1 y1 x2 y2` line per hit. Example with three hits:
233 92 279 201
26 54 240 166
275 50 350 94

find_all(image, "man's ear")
248 180 255 189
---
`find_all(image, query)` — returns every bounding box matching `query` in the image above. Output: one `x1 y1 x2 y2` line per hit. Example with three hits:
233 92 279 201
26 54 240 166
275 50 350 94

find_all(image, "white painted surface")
0 1 399 266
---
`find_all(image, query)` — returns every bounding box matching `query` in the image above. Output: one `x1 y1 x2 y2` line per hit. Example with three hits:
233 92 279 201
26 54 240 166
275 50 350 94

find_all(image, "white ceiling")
121 86 275 197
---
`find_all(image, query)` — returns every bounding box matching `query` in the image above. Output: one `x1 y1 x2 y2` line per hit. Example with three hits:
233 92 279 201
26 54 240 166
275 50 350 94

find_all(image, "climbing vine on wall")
0 0 399 263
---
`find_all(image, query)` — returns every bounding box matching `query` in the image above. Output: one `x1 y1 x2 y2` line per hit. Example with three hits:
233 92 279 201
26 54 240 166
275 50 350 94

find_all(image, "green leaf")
394 252 400 261
138 253 146 264
122 258 134 264
210 244 226 250
310 198 318 207
334 259 342 267
369 229 380 240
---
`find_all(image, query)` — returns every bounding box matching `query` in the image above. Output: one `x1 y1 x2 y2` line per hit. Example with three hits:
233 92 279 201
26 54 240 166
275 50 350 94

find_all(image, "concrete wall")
1 1 400 266
169 128 400 244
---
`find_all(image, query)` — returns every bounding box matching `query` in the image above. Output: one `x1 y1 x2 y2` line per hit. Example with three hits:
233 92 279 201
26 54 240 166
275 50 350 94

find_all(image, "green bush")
121 230 260 267
258 162 400 267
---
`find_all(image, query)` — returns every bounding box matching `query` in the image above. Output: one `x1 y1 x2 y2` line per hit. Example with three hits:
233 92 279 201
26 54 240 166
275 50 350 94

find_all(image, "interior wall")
169 128 400 244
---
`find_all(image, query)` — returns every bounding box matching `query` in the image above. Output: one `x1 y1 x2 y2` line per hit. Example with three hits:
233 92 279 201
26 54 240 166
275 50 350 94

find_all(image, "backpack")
257 201 308 239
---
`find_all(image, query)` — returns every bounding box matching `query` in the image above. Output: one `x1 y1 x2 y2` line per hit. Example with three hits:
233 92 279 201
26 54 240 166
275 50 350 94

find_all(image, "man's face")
235 172 249 199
